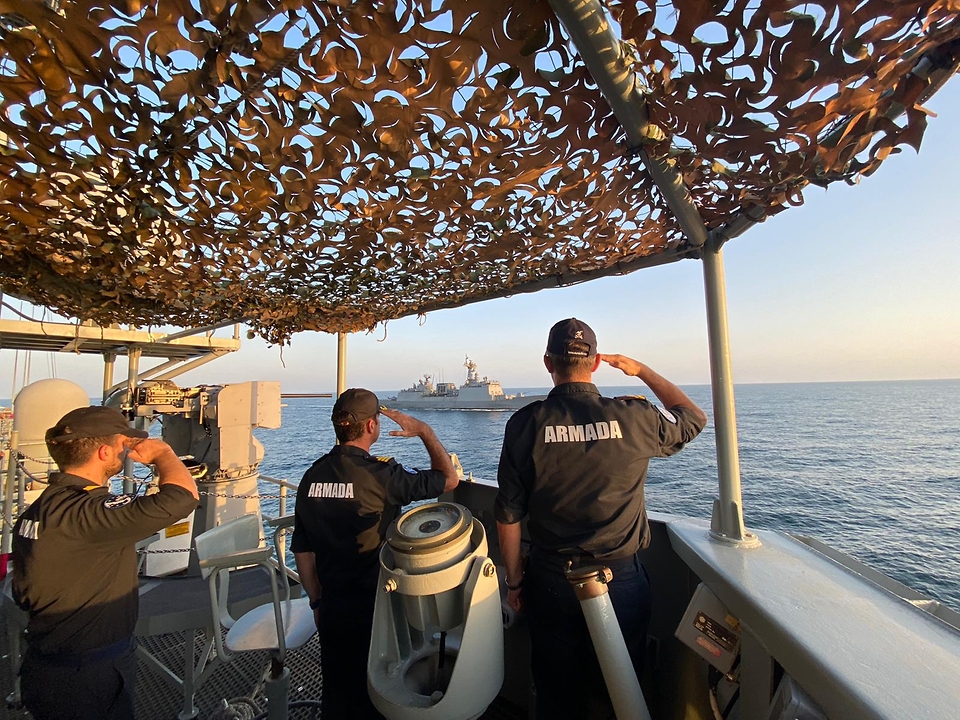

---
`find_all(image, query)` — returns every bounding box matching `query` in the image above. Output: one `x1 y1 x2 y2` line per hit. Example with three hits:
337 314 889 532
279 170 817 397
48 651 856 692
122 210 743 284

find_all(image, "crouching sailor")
12 406 199 720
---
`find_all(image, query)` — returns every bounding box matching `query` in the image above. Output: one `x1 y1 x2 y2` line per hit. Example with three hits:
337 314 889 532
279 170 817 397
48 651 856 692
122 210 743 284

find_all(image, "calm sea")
254 379 960 612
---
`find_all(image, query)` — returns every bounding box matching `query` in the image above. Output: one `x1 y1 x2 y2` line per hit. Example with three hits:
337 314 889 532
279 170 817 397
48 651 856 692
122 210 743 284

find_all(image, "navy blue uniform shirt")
494 382 705 559
12 472 198 654
290 444 447 598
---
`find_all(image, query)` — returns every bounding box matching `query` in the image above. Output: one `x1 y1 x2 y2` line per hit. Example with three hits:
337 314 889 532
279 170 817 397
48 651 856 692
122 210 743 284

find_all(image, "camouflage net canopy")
0 0 958 343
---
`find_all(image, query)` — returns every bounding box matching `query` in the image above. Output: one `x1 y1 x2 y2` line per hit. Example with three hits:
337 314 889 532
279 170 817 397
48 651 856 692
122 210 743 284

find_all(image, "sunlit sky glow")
2 80 957 398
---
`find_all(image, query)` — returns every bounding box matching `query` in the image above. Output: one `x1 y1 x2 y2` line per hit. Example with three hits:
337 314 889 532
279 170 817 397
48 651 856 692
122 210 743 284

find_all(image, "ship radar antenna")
464 356 479 384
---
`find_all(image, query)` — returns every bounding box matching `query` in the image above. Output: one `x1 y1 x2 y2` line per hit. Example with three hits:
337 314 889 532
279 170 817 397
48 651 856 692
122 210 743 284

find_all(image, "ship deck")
1 569 525 720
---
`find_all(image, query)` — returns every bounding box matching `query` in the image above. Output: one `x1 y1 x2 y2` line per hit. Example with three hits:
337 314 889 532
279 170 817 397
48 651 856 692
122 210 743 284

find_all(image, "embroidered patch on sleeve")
104 495 133 509
656 406 678 424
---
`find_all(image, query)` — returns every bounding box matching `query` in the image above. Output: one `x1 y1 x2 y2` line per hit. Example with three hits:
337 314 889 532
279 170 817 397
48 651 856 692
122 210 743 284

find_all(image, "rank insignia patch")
656 406 678 424
104 495 133 509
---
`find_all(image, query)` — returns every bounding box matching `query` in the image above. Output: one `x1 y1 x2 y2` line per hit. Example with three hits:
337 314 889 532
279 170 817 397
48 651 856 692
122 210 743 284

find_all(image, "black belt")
528 547 639 573
30 636 135 666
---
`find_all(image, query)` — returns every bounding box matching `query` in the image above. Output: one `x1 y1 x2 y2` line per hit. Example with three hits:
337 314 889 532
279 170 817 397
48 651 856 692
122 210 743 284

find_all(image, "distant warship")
387 357 545 410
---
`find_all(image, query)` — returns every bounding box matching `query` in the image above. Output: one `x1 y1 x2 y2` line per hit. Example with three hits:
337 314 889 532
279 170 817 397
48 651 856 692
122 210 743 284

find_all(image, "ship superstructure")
391 357 545 410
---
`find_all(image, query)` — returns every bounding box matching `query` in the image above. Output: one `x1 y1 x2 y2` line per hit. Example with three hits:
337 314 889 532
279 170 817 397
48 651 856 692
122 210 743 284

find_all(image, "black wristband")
506 579 523 591
309 597 322 610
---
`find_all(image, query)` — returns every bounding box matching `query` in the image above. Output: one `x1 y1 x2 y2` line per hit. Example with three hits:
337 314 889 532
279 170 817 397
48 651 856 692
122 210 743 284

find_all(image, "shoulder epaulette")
375 456 394 464
614 394 646 402
83 485 101 492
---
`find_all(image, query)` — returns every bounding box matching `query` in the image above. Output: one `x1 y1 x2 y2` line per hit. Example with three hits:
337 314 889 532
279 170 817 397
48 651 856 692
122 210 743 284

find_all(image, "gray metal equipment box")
675 582 741 674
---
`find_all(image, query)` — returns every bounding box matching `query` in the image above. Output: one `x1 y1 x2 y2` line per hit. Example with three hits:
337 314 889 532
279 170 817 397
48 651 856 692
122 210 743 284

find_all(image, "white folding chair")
193 515 317 717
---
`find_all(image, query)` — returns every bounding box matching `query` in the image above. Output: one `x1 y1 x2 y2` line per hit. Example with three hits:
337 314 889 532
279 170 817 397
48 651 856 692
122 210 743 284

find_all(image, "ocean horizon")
3 379 958 611
257 379 960 612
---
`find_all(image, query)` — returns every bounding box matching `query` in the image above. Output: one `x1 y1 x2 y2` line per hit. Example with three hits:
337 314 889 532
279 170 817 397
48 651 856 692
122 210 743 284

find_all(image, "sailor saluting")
291 389 459 719
11 405 199 720
495 318 707 720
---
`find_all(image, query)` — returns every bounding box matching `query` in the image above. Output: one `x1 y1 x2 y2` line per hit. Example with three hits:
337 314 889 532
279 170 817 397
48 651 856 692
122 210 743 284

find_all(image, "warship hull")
388 358 546 411
385 394 544 411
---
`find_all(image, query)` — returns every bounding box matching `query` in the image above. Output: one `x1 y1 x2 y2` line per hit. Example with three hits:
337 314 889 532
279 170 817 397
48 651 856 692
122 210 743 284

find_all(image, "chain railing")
135 473 302 585
1 455 302 585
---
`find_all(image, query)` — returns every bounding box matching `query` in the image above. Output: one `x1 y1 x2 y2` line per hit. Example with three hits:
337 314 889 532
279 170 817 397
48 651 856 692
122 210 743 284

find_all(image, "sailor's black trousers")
20 637 137 720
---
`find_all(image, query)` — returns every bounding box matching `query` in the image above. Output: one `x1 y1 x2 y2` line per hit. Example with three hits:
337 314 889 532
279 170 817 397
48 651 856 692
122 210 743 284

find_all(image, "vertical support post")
278 484 288 562
123 348 142 495
16 455 25 516
702 246 749 543
2 431 20 571
336 333 347 398
103 352 116 403
179 628 200 720
568 566 652 720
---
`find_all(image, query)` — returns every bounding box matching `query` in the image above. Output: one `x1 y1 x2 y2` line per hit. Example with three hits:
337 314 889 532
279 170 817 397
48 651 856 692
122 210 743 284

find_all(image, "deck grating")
134 630 324 719
2 603 523 719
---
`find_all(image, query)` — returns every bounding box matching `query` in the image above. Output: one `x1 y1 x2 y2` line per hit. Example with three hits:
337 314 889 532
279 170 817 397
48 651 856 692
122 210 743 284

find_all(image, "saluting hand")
380 407 430 439
599 353 644 378
123 437 177 465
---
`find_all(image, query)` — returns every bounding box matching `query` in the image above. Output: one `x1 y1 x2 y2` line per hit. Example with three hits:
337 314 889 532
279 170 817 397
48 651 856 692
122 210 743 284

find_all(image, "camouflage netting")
0 0 957 343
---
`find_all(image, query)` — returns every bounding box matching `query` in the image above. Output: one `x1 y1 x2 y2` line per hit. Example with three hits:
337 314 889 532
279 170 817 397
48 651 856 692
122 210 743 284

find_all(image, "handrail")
258 474 301 584
259 475 299 492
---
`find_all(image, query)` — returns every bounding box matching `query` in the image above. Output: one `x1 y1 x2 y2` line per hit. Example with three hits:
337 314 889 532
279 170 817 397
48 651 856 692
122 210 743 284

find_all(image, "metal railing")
258 473 301 584
1 432 57 560
0 457 304 584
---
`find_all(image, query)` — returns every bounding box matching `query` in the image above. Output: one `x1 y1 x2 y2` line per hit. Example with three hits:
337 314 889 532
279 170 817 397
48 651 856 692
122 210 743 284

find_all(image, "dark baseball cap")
546 318 597 357
332 388 380 425
45 406 148 445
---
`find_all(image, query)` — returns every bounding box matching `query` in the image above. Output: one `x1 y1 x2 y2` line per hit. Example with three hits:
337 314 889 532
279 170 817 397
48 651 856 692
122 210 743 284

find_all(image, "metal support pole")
150 351 229 383
104 352 227 398
2 431 19 560
157 319 243 344
135 357 184 382
124 348 142 495
264 665 292 720
549 0 756 544
336 333 347 398
103 352 116 403
126 347 142 406
279 484 288 562
547 0 708 247
567 566 652 720
702 246 754 545
16 456 25 517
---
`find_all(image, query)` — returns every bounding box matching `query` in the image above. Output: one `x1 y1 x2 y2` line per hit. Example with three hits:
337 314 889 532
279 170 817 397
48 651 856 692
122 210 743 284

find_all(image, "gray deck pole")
2 430 18 559
150 351 229 383
103 352 116 403
568 566 652 720
702 247 748 542
547 0 756 545
336 333 347 398
123 347 142 494
546 0 707 247
156 319 243 343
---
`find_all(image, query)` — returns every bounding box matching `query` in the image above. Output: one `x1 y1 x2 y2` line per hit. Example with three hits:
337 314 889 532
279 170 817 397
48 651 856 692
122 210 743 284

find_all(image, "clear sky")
2 79 958 398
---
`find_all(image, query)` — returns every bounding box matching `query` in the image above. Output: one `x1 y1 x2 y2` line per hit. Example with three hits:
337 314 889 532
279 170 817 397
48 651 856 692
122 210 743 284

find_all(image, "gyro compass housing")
369 502 504 720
